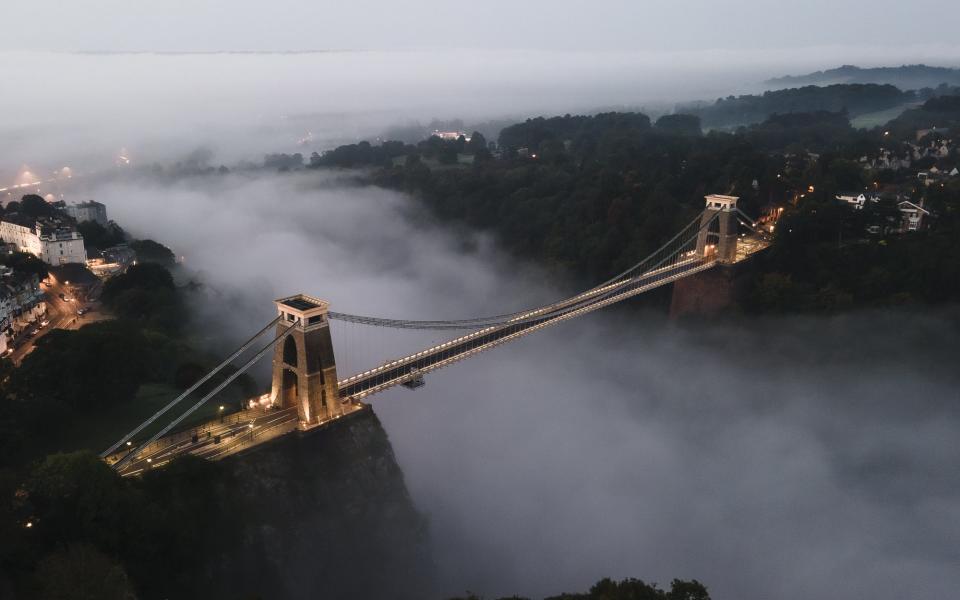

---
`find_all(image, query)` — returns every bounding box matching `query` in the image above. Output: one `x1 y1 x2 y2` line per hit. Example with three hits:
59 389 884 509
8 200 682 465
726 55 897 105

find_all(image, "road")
115 406 300 476
8 278 106 365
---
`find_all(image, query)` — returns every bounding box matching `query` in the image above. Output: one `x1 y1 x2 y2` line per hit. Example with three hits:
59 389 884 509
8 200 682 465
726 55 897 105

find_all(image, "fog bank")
76 169 960 600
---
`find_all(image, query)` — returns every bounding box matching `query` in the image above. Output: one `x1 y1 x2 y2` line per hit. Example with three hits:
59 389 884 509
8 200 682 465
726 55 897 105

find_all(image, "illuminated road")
114 406 300 476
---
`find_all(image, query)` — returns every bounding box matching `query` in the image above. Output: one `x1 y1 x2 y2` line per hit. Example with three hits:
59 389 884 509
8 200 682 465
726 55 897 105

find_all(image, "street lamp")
219 405 225 423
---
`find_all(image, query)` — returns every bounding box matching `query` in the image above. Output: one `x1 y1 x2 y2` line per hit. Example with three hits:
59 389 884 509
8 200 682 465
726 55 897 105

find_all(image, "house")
917 167 945 187
0 266 46 354
64 200 108 226
897 200 930 232
0 214 87 265
836 192 878 210
431 130 471 142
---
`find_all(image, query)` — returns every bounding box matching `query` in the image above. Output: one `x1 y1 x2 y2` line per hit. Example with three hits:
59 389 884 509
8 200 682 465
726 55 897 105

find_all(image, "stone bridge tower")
696 194 739 264
271 294 345 427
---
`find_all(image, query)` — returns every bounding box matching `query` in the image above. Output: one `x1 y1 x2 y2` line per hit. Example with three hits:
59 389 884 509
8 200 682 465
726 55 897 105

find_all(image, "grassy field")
851 103 920 130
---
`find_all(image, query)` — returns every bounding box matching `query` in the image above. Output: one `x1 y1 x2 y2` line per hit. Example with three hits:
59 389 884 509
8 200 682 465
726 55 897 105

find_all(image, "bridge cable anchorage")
111 324 296 472
327 212 714 331
100 316 283 458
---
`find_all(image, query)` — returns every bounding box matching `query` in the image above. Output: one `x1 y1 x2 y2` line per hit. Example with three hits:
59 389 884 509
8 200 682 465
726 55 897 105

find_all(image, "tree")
19 194 60 219
101 263 185 333
34 544 136 600
655 114 702 136
0 251 49 279
129 239 176 267
10 321 155 409
77 221 126 253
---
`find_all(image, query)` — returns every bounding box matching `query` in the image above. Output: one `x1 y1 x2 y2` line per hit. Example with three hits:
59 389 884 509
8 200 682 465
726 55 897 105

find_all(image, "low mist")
6 45 960 185
72 168 960 600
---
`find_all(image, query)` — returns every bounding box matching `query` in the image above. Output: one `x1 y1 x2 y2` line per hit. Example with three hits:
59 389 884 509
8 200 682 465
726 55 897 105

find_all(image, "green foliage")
539 577 710 600
655 114 702 136
101 263 185 333
743 111 856 152
18 194 61 220
498 112 652 155
0 251 49 279
34 543 136 600
370 112 775 286
9 321 159 410
5 451 241 598
884 94 960 137
686 84 909 128
745 189 960 311
129 239 176 267
77 221 126 252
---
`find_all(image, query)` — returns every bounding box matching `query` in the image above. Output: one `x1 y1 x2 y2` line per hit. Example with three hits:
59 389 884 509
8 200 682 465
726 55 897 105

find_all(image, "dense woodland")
309 94 960 312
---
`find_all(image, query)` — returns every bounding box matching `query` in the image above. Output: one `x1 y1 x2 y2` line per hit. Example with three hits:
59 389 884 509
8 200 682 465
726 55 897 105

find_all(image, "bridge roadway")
111 254 729 475
338 254 717 400
112 406 300 476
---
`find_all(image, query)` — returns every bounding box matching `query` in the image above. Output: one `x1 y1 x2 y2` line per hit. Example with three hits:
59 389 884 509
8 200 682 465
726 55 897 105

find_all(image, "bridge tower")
270 294 345 427
696 194 739 264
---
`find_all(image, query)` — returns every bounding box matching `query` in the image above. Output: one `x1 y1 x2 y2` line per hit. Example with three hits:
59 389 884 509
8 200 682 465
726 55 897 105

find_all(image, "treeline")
884 94 960 137
745 179 960 312
363 110 877 287
448 577 710 600
311 132 491 169
309 100 960 313
681 84 909 128
766 64 960 89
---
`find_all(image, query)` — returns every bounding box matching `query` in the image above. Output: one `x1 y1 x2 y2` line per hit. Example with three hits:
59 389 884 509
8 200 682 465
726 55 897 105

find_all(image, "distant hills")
766 64 960 90
677 83 912 129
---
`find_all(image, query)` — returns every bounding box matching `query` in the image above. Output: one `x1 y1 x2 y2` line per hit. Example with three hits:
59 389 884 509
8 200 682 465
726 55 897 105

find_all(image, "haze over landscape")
1 2 959 600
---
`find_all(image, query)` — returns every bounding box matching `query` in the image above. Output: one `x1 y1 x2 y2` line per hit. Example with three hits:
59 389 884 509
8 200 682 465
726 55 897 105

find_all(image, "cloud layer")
75 169 960 600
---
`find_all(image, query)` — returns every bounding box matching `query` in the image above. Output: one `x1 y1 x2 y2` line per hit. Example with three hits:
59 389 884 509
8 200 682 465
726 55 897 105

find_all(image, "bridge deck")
338 257 717 400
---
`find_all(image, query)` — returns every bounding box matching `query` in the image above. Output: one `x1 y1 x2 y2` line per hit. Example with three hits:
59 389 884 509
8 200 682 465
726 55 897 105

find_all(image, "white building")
898 200 930 232
431 130 471 142
836 192 878 210
0 215 87 265
64 200 108 226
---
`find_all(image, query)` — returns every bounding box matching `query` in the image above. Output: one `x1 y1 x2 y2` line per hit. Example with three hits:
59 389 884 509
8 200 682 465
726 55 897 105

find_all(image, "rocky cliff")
202 406 435 599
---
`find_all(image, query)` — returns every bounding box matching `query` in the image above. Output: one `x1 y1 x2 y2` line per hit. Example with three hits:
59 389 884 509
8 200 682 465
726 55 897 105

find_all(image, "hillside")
766 64 960 89
679 84 909 129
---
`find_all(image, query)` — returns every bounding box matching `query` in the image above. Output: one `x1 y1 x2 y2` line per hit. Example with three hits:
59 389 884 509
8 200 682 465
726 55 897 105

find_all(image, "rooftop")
275 293 330 316
282 297 321 311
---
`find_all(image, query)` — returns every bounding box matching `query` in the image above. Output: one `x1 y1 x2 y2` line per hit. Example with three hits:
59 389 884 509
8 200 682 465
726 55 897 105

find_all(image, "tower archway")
270 294 346 427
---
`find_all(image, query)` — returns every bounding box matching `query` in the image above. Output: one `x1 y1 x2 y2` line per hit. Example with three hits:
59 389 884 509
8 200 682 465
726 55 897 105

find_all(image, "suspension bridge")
103 195 771 475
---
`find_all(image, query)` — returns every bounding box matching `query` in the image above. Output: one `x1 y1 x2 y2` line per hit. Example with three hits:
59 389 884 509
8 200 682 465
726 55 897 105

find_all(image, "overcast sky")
4 0 960 54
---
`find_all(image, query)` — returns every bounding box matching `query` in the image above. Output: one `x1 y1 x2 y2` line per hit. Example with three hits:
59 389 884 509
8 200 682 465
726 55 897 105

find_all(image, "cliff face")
203 406 435 600
669 265 744 318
